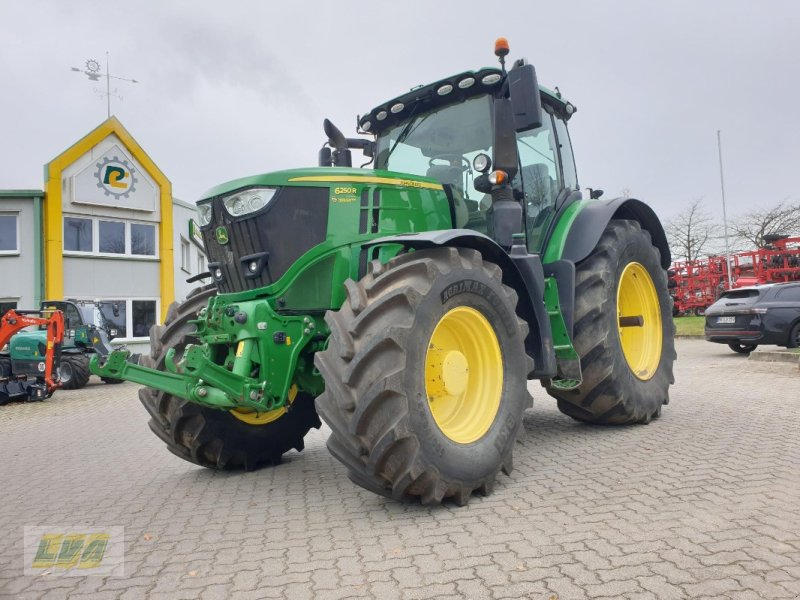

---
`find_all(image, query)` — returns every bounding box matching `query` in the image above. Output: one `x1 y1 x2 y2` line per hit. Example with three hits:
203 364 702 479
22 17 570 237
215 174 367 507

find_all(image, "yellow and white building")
0 117 207 352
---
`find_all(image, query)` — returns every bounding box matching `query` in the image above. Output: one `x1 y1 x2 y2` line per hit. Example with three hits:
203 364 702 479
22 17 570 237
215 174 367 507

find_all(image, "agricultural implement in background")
0 308 64 404
40 300 130 389
93 39 676 505
670 235 800 316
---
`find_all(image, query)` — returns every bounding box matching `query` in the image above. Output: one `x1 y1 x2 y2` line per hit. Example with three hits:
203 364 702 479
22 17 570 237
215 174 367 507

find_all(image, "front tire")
545 219 676 424
58 354 91 390
315 247 531 505
139 286 321 470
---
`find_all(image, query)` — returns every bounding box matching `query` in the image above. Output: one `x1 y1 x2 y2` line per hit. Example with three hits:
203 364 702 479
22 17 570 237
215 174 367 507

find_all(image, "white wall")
172 198 209 304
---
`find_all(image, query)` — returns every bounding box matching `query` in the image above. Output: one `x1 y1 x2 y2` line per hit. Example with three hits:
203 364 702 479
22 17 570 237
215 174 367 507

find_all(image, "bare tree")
665 198 720 262
731 200 800 249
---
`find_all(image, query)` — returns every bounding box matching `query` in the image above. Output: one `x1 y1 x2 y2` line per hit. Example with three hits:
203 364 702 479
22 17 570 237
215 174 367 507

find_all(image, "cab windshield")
374 95 493 204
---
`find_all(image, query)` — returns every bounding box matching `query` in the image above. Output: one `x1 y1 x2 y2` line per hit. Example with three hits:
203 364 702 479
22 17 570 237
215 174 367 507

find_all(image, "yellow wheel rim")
425 306 503 444
617 262 662 380
230 384 298 425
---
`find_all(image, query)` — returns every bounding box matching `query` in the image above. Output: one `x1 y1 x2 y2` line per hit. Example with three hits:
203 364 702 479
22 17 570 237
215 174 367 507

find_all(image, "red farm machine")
670 235 800 315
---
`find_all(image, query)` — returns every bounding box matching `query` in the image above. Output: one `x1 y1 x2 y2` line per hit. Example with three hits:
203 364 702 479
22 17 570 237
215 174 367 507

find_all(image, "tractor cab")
328 40 580 253
367 74 579 252
41 300 120 345
37 300 130 390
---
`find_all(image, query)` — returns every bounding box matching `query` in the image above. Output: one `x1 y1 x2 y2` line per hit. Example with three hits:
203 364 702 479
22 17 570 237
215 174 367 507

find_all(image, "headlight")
222 188 277 217
197 203 213 226
473 153 491 173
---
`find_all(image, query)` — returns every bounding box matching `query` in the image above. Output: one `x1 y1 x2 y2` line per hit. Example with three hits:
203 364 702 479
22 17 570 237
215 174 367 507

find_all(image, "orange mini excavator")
0 308 65 404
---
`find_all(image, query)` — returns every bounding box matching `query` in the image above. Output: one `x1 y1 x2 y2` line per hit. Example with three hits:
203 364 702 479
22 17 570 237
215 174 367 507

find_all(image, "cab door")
516 106 579 253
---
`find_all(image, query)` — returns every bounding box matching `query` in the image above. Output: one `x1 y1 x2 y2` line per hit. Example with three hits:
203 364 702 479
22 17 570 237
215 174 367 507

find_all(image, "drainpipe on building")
33 193 45 306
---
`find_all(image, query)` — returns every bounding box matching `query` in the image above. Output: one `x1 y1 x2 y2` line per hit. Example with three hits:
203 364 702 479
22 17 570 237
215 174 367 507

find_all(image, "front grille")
202 186 329 293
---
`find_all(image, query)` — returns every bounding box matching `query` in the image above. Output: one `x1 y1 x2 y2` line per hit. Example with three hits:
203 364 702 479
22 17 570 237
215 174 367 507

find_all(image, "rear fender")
366 230 557 378
558 198 671 269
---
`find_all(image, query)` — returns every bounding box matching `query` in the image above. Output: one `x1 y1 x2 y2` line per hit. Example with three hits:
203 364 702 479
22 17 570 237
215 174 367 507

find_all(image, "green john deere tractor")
92 40 675 505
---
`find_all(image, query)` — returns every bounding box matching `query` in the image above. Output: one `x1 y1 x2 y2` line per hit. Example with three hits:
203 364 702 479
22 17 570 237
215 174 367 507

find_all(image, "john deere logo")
95 156 138 199
215 226 229 245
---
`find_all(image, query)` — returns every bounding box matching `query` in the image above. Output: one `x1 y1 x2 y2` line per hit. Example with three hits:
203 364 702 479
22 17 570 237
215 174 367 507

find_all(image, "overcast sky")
1 1 798 226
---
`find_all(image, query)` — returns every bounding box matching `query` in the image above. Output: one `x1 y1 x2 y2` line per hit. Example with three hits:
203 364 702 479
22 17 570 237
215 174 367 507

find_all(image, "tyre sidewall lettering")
440 279 517 336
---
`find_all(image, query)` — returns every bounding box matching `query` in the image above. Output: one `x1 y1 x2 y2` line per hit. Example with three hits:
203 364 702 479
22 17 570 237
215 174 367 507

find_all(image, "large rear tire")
58 354 91 390
139 286 321 470
315 247 531 505
546 219 675 424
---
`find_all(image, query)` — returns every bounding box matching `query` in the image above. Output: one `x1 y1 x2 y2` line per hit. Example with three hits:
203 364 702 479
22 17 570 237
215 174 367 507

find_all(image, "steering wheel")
428 154 471 172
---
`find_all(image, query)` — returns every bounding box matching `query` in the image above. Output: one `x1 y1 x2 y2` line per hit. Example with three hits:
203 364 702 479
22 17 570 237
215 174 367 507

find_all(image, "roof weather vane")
71 52 138 119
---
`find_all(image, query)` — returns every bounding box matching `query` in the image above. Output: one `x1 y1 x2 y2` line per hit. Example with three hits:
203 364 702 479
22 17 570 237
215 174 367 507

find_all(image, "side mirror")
492 98 519 180
508 63 542 132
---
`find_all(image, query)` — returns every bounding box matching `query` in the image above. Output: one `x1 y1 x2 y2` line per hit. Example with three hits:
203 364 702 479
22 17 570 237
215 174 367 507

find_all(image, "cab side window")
63 304 83 330
553 115 578 191
515 109 560 251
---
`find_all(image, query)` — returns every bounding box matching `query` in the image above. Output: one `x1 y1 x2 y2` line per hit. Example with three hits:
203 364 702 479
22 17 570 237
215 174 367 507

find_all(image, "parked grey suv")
704 282 800 353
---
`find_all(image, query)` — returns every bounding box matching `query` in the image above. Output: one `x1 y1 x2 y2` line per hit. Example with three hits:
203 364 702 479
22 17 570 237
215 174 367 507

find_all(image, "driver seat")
426 165 469 228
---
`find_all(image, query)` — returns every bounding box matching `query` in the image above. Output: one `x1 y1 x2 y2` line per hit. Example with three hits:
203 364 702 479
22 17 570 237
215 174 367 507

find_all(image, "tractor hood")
194 167 448 295
198 167 441 202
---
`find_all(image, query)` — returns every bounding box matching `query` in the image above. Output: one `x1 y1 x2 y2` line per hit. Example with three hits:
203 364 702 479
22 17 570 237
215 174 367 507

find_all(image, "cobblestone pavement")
1 338 798 600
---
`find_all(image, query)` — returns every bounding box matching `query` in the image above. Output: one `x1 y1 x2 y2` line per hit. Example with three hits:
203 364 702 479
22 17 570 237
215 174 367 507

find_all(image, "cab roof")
358 66 576 136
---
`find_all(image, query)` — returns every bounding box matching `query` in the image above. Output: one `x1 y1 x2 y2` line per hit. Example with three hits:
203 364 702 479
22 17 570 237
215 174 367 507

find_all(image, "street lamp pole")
717 130 734 289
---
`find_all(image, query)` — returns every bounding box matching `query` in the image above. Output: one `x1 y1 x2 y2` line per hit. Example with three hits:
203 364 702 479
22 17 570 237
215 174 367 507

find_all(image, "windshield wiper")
383 107 429 165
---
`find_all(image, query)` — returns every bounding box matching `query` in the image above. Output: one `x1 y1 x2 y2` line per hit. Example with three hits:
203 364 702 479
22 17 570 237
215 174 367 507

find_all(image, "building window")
98 300 127 338
94 298 158 340
131 223 156 256
0 300 17 315
0 214 18 253
63 216 157 258
197 253 206 274
99 220 126 254
180 237 191 272
132 300 157 337
64 217 93 252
